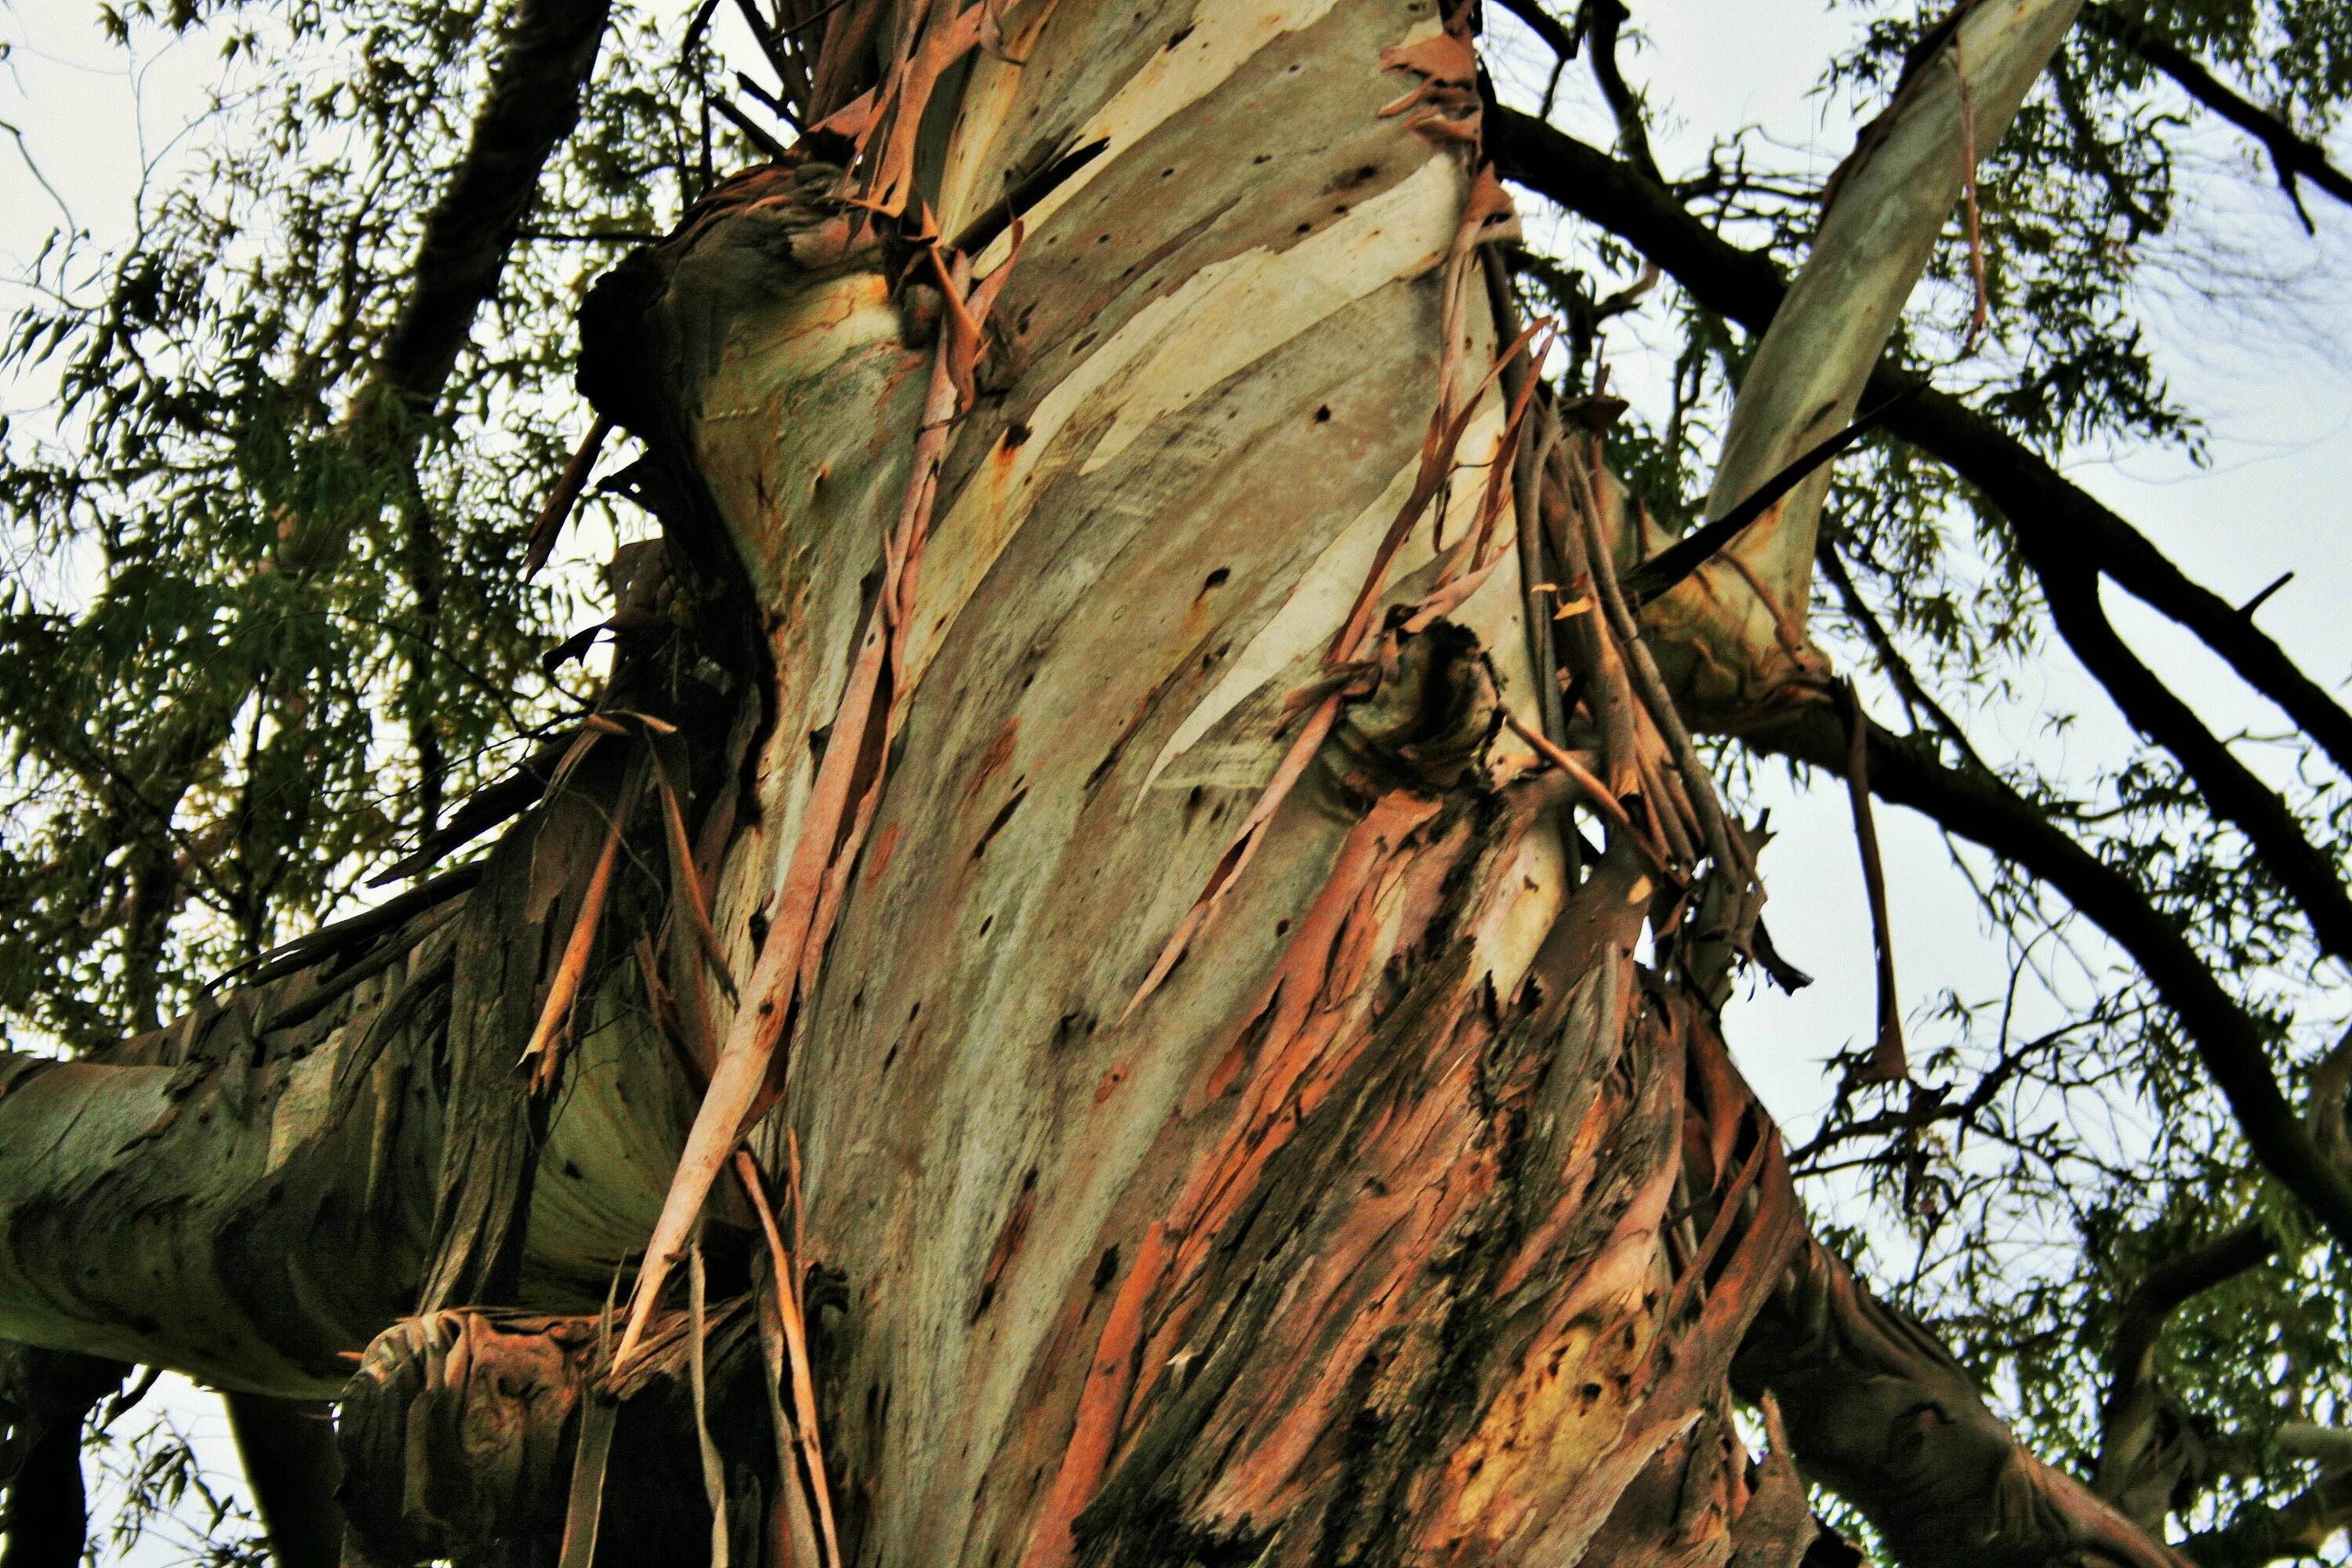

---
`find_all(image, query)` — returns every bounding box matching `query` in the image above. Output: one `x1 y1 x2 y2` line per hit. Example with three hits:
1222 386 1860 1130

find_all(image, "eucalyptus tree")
0 2 2349 1567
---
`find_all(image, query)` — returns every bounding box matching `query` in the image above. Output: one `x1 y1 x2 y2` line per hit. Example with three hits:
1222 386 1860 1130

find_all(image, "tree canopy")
5 0 2352 1560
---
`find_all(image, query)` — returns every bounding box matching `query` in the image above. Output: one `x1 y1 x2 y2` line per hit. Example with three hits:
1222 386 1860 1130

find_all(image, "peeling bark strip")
0 2 2198 1566
336 1301 773 1564
566 0 1831 1559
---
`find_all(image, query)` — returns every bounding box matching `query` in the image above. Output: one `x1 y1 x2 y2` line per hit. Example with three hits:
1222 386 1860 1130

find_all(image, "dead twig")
1842 680 1907 1083
524 416 614 577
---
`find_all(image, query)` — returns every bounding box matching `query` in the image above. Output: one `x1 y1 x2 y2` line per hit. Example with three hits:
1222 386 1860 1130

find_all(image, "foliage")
0 0 746 1043
84 1405 273 1568
5 0 2352 1557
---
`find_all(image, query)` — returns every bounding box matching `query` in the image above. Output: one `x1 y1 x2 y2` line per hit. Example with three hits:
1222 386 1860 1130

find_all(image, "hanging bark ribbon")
520 759 644 1094
1843 680 1909 1083
611 234 1020 1374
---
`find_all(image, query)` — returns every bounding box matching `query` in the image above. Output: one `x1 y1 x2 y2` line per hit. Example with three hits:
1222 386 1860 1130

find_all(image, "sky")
2 0 2350 1557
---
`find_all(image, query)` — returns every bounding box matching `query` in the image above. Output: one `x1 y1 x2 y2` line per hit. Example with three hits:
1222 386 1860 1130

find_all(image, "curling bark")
0 3 2189 1566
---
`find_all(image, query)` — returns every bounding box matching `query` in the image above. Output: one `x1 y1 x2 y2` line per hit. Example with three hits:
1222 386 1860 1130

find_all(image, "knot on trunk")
577 154 865 448
337 1302 764 1566
1332 619 1503 794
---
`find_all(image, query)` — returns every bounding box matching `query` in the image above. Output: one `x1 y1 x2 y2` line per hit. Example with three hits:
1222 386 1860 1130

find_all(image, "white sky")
2 0 2350 1555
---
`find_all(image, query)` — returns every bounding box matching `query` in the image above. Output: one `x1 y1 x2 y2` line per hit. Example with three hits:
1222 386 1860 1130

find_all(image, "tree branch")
1490 79 2352 1306
1683 0 2080 631
2107 1224 2277 1432
224 1395 347 1568
1493 104 2352 963
1748 701 2352 1250
1584 0 1663 183
365 0 616 423
1486 107 2352 792
2182 1468 2352 1568
0 1346 123 1568
1491 0 1580 68
2095 1223 2277 1533
2034 563 2352 960
2082 3 2352 230
1733 1233 2192 1568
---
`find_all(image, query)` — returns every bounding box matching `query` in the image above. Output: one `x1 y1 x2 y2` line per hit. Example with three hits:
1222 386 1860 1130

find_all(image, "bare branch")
1491 0 1581 67
2082 3 2352 230
364 0 615 425
1584 0 1663 183
1689 0 2082 636
1486 107 2352 789
2034 561 2352 960
223 1395 347 1568
1746 701 2352 1250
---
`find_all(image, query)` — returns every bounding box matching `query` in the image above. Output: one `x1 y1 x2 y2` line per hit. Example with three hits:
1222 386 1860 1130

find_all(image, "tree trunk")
0 3 2199 1566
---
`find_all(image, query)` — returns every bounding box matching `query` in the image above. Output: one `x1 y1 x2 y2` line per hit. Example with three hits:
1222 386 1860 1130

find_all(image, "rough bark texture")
1733 1242 2187 1568
599 3 1768 1555
0 3 2203 1566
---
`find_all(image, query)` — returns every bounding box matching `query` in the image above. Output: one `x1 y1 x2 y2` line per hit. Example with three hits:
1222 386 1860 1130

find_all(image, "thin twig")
520 764 644 1091
737 1150 840 1567
524 415 614 577
1584 0 1661 183
1842 681 1907 1083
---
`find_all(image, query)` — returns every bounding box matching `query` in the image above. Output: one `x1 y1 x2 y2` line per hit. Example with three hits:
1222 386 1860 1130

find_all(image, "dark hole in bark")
972 786 1028 858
